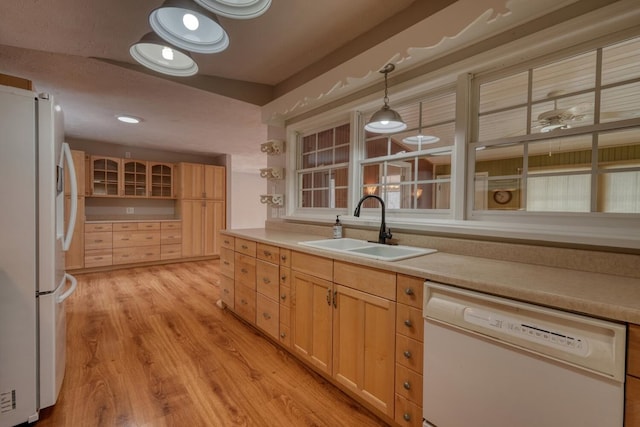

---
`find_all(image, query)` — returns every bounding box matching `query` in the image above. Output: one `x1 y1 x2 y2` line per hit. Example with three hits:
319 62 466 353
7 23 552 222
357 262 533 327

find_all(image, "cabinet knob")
281 254 287 261
263 312 271 320
403 413 411 421
223 289 229 294
281 294 286 301
223 261 230 265
281 275 287 282
262 277 271 284
241 268 248 274
403 350 412 359
280 332 286 338
263 250 271 257
403 381 411 390
241 244 248 250
404 319 412 327
404 288 414 296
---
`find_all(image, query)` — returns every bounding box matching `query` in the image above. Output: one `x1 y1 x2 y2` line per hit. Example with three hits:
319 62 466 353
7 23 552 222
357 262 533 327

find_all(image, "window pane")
475 144 524 178
302 135 315 152
598 171 640 213
527 174 591 212
317 129 333 149
335 145 349 163
600 82 640 124
528 135 593 173
417 156 437 180
531 51 596 101
302 152 316 168
335 188 348 209
313 189 329 207
334 167 348 186
335 124 350 144
479 72 528 113
301 172 312 189
478 107 527 141
602 37 640 86
365 137 389 159
301 190 312 207
316 149 333 167
598 128 640 169
313 171 329 188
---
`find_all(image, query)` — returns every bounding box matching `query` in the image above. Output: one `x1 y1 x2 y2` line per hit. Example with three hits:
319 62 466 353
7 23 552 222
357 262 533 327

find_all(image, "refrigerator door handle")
57 273 77 303
61 142 77 251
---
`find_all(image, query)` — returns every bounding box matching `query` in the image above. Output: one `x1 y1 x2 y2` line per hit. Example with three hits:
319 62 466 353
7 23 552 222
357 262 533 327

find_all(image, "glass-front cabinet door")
149 162 174 198
91 156 121 196
122 160 147 197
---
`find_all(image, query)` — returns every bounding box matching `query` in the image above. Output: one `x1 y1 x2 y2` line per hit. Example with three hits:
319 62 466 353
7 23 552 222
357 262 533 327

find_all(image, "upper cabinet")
88 156 175 199
178 163 225 200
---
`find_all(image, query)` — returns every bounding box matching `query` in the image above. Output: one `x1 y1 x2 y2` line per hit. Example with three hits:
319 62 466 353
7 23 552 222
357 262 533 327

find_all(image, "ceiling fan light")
540 123 570 133
193 0 272 20
149 0 229 54
365 105 407 133
130 32 199 77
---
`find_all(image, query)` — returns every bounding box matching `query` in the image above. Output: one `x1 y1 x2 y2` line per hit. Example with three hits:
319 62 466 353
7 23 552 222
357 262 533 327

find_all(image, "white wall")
230 171 267 229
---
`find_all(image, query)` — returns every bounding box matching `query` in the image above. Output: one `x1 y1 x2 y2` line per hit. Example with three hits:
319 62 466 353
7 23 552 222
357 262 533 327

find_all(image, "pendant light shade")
130 32 199 77
364 64 407 134
402 102 440 144
193 0 272 20
149 0 229 54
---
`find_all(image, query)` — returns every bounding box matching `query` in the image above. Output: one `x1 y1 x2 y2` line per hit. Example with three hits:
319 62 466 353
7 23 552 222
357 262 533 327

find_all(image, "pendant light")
364 64 407 134
130 32 199 77
402 102 440 145
193 0 272 20
149 0 229 54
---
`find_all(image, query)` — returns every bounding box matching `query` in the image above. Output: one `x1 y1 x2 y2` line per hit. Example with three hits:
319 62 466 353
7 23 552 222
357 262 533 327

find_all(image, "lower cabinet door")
256 293 279 340
220 275 235 309
234 282 256 324
112 246 161 265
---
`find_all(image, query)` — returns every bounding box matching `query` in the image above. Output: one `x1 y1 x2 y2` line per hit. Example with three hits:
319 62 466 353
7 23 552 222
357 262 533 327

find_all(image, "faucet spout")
353 195 393 245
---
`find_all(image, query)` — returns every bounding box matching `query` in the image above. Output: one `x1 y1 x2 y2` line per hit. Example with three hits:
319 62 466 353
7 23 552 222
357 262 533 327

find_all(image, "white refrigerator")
0 84 78 426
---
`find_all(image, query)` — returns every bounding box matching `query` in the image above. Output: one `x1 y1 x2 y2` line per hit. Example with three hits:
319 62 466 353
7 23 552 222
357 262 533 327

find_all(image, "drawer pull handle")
122 254 129 258
241 268 248 274
263 312 271 320
404 288 414 296
122 238 130 241
94 239 103 243
403 350 412 359
281 294 286 301
224 240 230 244
263 250 271 257
241 299 247 305
95 257 103 260
403 381 411 390
326 288 331 306
280 332 286 338
223 261 230 265
223 289 229 294
404 319 412 327
146 237 153 240
262 278 271 284
146 253 153 256
241 244 248 250
403 413 411 421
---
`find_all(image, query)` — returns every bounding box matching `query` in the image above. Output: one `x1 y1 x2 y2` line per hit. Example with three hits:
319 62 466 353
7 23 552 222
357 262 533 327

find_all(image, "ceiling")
0 0 451 172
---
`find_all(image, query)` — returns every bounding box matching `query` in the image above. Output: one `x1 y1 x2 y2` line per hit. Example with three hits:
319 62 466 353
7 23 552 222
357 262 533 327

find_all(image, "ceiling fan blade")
601 110 640 120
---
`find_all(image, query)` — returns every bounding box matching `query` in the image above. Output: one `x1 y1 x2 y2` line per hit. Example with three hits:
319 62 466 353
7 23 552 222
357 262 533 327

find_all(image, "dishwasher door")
422 281 626 427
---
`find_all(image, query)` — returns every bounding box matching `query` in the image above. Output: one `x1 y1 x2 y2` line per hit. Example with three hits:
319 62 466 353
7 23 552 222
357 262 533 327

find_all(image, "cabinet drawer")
280 304 290 327
160 244 181 260
235 283 256 323
161 221 181 231
334 261 396 300
629 324 640 378
279 323 291 347
395 363 423 405
396 334 423 374
257 243 279 264
279 248 291 267
291 251 333 281
220 235 235 250
85 223 112 232
234 253 256 289
219 247 234 278
279 282 291 307
220 275 234 310
235 238 256 256
397 275 424 309
84 231 112 250
113 230 161 248
256 259 279 300
396 304 424 342
84 249 112 268
161 228 182 244
113 246 161 265
394 394 422 427
256 293 279 340
280 266 291 288
113 222 138 231
138 222 160 230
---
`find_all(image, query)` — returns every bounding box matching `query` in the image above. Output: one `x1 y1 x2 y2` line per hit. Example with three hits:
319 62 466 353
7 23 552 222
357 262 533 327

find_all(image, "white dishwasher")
422 281 626 427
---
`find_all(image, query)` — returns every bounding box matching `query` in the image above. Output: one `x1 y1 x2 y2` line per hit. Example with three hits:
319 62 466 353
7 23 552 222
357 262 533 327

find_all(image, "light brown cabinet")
64 149 86 270
219 237 235 309
178 163 225 200
89 156 175 198
626 323 640 426
90 156 121 196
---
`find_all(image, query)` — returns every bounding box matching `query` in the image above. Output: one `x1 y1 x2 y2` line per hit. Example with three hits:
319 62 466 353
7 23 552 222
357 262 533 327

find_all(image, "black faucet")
353 195 393 245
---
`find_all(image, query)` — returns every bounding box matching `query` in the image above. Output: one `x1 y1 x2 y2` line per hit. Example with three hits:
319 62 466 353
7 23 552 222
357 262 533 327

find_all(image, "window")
472 36 640 214
297 123 350 208
358 89 456 213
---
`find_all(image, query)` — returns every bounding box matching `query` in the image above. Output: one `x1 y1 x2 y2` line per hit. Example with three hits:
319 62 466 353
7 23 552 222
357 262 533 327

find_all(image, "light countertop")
221 228 640 325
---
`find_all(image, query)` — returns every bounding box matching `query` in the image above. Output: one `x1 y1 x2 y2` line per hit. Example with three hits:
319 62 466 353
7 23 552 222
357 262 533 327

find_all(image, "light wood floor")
37 260 388 427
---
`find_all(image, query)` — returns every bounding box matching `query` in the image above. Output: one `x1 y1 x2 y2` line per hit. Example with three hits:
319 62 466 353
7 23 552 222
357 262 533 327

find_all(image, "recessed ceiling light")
117 115 142 124
193 0 271 20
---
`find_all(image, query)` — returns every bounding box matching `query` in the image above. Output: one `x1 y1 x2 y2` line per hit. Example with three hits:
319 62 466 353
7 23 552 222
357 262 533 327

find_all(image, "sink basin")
299 238 436 261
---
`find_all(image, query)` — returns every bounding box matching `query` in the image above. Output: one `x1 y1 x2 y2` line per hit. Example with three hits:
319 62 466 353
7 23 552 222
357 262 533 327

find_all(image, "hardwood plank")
37 261 388 426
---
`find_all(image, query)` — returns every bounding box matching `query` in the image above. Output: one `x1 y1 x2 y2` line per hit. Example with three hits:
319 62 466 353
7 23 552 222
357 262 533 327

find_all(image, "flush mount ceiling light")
364 64 407 134
116 115 142 124
403 102 440 145
149 0 229 54
130 32 199 77
193 0 271 20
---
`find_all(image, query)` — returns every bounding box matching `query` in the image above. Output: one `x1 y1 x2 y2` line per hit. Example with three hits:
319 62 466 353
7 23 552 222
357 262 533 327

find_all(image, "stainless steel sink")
299 238 436 261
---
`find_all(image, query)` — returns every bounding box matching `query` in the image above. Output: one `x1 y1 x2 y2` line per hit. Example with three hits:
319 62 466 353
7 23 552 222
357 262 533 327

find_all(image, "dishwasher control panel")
463 307 588 356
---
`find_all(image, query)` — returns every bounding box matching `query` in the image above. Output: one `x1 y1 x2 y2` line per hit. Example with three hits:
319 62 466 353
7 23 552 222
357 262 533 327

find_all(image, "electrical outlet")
125 151 131 158
126 207 134 214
